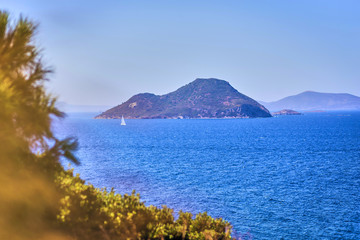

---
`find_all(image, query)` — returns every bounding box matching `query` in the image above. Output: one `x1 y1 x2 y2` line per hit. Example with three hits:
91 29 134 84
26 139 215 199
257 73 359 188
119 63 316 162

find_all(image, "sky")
2 0 360 105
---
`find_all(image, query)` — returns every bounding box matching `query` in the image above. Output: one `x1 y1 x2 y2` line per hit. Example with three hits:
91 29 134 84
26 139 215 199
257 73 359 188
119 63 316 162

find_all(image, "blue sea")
54 112 360 239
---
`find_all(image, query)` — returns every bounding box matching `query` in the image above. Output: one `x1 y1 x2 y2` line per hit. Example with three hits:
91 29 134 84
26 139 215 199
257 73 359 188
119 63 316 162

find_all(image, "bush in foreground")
55 169 232 239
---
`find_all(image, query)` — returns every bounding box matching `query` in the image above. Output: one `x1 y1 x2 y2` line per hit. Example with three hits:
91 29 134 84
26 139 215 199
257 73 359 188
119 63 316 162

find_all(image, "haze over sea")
54 112 360 239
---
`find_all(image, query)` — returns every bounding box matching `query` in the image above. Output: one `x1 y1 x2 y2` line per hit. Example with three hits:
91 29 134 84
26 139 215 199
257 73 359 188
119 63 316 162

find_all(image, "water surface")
54 112 360 239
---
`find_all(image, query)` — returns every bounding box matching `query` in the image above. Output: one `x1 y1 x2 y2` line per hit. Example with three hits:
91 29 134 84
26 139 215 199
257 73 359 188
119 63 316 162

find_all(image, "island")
272 109 302 116
95 78 272 119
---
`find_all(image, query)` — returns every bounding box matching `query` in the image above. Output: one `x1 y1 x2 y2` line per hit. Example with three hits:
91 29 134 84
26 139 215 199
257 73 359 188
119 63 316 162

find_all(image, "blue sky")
2 0 360 105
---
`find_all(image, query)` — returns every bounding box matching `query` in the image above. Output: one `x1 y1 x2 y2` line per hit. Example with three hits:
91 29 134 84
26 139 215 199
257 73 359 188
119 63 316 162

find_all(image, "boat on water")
121 115 126 125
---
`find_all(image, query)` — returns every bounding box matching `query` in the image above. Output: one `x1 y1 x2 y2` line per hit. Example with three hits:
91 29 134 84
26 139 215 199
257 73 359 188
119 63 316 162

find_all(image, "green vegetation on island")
0 11 233 240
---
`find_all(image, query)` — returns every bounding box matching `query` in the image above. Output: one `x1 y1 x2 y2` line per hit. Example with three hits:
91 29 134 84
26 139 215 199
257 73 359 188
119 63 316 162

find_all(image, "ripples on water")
54 112 360 239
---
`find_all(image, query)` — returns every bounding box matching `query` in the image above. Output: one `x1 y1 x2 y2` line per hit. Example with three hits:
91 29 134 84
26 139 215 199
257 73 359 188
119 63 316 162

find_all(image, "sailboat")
121 115 126 126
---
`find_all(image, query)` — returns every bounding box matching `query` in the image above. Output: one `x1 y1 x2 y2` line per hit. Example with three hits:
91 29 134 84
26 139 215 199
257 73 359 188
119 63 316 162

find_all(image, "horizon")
2 0 360 105
61 79 360 108
62 89 360 107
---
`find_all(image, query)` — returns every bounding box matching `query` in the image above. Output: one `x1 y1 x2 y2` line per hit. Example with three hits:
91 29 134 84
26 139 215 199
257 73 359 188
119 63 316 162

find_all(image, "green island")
0 11 233 240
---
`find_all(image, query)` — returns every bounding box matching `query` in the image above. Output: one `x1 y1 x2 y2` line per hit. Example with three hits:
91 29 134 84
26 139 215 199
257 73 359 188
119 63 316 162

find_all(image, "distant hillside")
262 91 360 111
96 78 271 119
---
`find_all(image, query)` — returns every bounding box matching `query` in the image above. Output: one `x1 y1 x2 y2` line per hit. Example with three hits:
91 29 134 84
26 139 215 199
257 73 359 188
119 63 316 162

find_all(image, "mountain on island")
262 91 360 111
95 78 271 119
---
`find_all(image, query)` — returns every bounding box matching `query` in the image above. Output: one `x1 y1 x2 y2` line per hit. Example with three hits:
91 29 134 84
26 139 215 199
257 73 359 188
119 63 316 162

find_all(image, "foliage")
0 10 76 240
54 169 232 240
0 10 78 171
0 10 233 240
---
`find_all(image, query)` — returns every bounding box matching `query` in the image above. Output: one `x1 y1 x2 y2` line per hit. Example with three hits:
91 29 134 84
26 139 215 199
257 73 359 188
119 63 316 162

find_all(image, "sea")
54 112 360 239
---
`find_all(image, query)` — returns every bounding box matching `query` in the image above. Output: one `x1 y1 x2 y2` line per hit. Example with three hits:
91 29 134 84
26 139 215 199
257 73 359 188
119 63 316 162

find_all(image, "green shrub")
54 168 233 240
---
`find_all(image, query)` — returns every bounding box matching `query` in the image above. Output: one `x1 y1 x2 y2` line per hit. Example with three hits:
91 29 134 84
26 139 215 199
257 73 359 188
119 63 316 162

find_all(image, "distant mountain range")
261 91 360 111
96 78 271 119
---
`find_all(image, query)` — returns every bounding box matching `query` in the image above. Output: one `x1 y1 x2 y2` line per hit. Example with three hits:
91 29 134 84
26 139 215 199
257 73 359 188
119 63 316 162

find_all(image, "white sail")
121 115 126 125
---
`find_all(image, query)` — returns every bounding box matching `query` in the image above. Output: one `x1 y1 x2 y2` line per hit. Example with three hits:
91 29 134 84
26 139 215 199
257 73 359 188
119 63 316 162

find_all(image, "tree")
0 10 78 167
0 10 77 240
